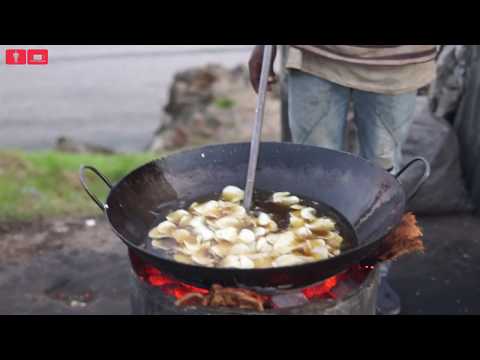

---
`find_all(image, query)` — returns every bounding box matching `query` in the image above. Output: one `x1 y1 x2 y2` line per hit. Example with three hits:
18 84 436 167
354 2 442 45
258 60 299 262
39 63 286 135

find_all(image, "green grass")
0 150 159 222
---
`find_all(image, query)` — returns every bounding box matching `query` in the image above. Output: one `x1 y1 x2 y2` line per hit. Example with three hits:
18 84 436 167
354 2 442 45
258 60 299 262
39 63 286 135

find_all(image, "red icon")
27 49 49 65
5 49 27 65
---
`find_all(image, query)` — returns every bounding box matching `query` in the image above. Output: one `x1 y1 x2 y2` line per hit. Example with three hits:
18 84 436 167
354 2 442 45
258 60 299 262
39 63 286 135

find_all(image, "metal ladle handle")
243 45 274 210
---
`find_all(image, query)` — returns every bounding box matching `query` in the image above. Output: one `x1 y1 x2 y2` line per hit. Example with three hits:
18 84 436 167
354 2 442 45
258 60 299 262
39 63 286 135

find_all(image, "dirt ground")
1 213 479 315
0 217 130 315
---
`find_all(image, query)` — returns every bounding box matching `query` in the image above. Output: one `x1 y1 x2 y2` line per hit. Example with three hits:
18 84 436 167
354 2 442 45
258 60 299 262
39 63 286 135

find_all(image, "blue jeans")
288 69 417 301
287 69 417 173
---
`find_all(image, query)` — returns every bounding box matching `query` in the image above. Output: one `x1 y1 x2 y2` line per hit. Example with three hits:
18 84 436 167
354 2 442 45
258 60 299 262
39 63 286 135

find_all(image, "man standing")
248 45 437 314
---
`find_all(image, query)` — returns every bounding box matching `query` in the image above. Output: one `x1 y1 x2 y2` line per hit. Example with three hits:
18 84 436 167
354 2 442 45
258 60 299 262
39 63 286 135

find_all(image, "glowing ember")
128 250 373 308
302 276 338 300
129 251 208 298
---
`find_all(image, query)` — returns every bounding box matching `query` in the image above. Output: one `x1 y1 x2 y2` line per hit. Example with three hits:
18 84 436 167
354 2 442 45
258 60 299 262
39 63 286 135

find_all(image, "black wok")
79 142 429 290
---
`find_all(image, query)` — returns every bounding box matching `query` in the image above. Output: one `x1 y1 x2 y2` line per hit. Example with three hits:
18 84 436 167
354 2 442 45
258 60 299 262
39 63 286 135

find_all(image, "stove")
128 250 380 315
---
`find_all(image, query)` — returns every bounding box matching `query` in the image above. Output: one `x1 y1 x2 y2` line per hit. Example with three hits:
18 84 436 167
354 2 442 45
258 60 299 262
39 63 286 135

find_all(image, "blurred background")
1 45 479 315
1 45 256 151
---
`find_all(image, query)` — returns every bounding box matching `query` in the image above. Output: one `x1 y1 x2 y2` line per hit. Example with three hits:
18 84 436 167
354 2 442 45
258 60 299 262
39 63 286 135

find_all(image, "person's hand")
248 45 278 93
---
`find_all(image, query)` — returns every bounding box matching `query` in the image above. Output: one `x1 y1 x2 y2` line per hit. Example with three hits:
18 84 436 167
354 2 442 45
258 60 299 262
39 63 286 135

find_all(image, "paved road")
0 45 253 152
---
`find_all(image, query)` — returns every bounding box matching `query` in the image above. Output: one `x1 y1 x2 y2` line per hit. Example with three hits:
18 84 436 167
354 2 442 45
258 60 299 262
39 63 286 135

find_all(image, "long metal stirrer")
243 45 273 210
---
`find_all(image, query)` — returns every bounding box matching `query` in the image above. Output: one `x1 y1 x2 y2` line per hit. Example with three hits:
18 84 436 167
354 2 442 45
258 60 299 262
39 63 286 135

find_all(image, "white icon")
32 54 43 62
12 51 20 63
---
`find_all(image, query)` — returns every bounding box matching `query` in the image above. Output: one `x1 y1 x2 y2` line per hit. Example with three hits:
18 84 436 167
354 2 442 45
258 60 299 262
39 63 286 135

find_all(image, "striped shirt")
286 45 437 95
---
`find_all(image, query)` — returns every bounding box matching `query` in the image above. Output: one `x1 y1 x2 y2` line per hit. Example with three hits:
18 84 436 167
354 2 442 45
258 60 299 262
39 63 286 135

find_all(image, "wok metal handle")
79 165 113 212
393 157 431 201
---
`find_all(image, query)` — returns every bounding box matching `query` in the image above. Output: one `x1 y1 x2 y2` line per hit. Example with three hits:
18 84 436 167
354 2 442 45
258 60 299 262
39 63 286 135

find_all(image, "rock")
85 219 96 227
55 136 115 154
148 64 280 152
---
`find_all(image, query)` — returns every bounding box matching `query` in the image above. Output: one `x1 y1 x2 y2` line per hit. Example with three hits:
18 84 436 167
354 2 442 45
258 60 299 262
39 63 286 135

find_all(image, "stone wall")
148 64 281 152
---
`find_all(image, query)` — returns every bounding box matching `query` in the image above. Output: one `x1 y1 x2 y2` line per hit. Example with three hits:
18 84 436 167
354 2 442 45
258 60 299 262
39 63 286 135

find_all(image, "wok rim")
103 142 405 277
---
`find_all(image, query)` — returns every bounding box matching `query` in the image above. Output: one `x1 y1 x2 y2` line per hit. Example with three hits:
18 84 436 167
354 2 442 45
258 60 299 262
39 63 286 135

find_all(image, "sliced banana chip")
271 231 295 247
325 232 344 249
221 185 245 202
151 237 176 251
229 243 251 255
210 241 233 258
307 217 336 232
148 220 176 238
220 255 255 269
300 207 317 221
272 192 290 201
255 237 273 253
294 226 312 239
183 241 202 253
191 253 215 267
192 200 222 218
178 214 193 227
149 185 344 268
189 216 205 228
214 216 241 229
174 253 194 264
229 204 247 218
254 227 268 237
290 204 304 210
272 254 306 267
311 246 329 260
238 229 255 244
166 209 190 224
272 192 300 206
311 238 326 248
171 229 195 244
266 220 278 232
193 225 214 242
289 214 305 228
215 227 238 242
257 212 271 226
